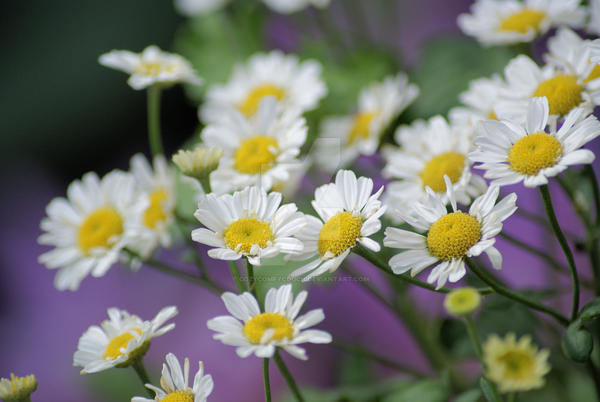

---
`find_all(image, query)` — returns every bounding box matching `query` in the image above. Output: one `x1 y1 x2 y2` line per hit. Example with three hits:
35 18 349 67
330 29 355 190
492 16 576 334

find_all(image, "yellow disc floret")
104 329 142 360
508 133 562 175
585 64 600 83
444 287 482 316
348 111 376 144
0 374 38 400
243 312 294 344
144 188 169 229
224 218 274 254
162 391 195 402
427 212 481 260
239 84 286 116
77 207 124 254
532 74 583 116
498 9 546 33
318 212 363 256
420 152 467 193
135 61 173 76
234 136 279 175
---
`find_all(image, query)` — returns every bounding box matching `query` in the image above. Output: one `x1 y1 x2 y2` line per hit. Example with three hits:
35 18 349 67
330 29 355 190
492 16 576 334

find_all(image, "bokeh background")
2 0 599 401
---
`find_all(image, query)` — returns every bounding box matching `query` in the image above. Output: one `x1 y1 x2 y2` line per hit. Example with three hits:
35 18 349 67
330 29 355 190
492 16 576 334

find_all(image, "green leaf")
455 388 483 402
382 379 449 402
479 377 496 402
578 297 600 321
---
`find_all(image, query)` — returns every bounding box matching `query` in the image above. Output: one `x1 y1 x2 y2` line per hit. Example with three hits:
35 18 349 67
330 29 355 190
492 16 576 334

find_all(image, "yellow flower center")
223 218 274 254
498 9 546 33
318 212 363 256
143 188 170 229
585 64 600 83
239 84 286 116
508 132 562 175
488 110 498 120
532 74 583 116
444 287 481 316
497 350 536 380
135 62 173 76
162 391 195 402
103 329 142 360
234 136 279 175
427 212 481 260
243 313 294 344
420 152 467 193
348 111 376 144
77 207 124 254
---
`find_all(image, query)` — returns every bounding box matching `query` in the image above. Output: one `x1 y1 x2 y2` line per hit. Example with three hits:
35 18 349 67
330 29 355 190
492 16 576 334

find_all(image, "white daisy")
314 73 419 172
174 0 230 16
207 284 332 359
202 97 307 193
470 97 600 187
132 353 213 402
262 0 330 14
545 28 600 87
288 170 386 281
200 50 326 122
38 171 147 291
384 178 517 289
99 45 203 90
73 306 178 374
382 115 487 212
129 154 177 258
457 0 586 46
495 54 600 124
191 185 306 265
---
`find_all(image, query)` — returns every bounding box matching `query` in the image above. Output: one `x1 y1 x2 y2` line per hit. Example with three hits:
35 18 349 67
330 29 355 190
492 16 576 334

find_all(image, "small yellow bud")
0 373 38 401
172 146 223 181
444 287 481 316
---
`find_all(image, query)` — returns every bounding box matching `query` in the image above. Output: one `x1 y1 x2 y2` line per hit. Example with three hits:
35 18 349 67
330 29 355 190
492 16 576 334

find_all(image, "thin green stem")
465 258 569 326
247 259 256 294
273 351 305 402
199 176 212 194
464 317 502 402
263 358 272 402
499 232 568 274
131 359 154 397
228 261 245 293
539 185 579 320
585 165 600 295
147 86 163 156
507 392 516 402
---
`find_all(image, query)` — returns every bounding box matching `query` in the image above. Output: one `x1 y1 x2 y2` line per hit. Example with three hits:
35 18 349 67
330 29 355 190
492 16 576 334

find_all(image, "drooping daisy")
99 45 203 90
263 0 330 14
288 170 386 281
382 116 487 211
132 353 213 402
384 178 517 289
172 146 223 182
0 374 37 401
73 306 178 374
314 73 419 172
200 50 326 122
470 97 600 187
545 28 600 86
129 154 176 258
495 55 600 124
457 0 586 46
191 185 305 265
202 97 307 193
207 284 332 359
483 333 551 393
38 171 147 291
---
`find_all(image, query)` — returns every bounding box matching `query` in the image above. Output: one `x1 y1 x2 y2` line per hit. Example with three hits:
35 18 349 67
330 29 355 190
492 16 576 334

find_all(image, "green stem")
147 86 163 156
507 392 516 402
199 176 212 194
263 358 272 402
585 165 600 295
131 359 154 397
539 185 580 320
228 261 245 293
465 258 569 326
499 232 569 274
273 351 305 402
247 259 256 294
464 317 502 402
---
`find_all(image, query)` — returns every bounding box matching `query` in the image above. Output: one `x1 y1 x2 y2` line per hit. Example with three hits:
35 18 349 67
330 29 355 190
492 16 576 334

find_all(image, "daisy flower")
129 154 177 258
382 115 487 211
201 97 307 193
207 284 332 359
545 28 600 86
172 146 223 182
314 73 419 172
38 171 147 291
191 185 305 265
263 0 330 14
483 333 551 393
457 0 586 46
383 178 517 289
495 54 600 124
132 353 213 402
288 170 386 281
73 306 178 374
444 287 482 316
0 374 37 401
200 50 326 122
470 97 600 187
99 45 203 90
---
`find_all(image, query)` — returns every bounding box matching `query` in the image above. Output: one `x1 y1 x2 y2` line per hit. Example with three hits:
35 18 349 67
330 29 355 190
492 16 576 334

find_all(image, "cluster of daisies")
20 0 600 400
